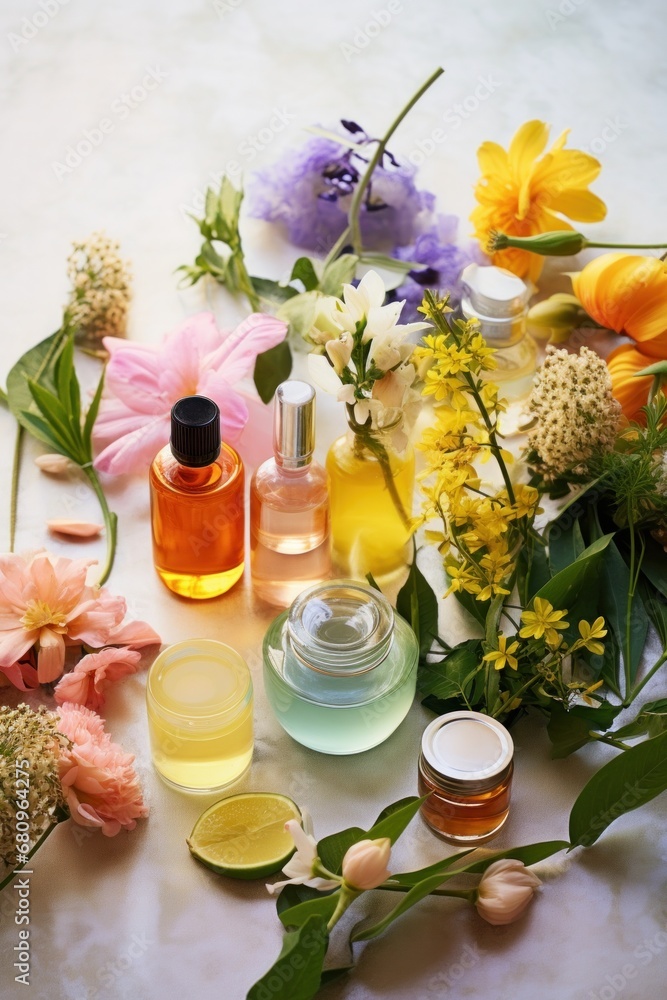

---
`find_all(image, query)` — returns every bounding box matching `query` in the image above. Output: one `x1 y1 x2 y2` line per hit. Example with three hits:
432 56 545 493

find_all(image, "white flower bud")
475 858 541 926
342 838 392 891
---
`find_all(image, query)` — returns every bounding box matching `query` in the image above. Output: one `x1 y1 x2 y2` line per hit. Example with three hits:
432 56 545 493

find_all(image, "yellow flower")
520 597 570 645
501 484 543 521
577 617 607 655
444 560 482 598
483 634 519 671
470 120 607 282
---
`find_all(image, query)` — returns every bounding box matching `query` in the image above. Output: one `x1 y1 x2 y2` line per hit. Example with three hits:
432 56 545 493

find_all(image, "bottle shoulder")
251 459 328 509
151 444 243 495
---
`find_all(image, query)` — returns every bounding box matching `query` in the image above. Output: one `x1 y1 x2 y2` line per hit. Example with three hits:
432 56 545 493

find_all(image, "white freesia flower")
475 858 541 926
265 810 339 896
335 270 428 344
325 333 353 374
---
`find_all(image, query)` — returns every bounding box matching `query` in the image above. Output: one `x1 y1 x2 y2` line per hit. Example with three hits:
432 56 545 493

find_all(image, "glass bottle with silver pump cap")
461 264 537 425
263 580 418 753
418 710 514 843
250 380 331 607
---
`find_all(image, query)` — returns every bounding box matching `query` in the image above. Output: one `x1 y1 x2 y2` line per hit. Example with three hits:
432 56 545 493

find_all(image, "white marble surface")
1 1 667 998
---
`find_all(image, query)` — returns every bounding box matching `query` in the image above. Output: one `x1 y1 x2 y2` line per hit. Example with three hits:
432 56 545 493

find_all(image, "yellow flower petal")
508 120 550 179
547 189 607 223
477 141 510 177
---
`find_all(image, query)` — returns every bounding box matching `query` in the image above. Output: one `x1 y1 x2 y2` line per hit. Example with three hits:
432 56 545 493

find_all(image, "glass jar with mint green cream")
262 580 419 754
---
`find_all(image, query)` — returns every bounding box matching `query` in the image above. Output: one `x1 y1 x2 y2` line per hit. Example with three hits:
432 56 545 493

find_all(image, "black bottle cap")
170 396 221 467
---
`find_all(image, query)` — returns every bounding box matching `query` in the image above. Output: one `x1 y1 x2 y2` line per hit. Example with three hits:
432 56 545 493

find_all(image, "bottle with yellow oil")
326 430 414 580
146 639 253 793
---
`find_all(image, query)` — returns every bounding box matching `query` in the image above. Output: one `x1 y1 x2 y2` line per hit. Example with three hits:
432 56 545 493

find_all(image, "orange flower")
572 253 667 358
606 344 654 421
471 120 606 282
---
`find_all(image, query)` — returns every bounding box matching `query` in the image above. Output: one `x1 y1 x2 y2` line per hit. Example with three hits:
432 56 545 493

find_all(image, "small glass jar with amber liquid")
418 711 514 844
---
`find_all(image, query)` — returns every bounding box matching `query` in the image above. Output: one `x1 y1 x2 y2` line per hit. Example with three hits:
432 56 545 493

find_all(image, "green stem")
9 424 23 552
623 519 637 704
376 883 475 900
0 819 61 893
629 651 667 703
491 672 540 718
83 466 118 585
327 885 360 932
324 67 444 268
588 241 667 249
588 732 632 752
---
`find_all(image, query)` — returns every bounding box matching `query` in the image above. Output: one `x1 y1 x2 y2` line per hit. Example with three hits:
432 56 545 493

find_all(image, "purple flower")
247 122 435 256
390 215 486 321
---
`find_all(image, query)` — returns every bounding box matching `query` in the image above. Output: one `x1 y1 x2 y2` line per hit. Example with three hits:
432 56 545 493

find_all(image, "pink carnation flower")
0 552 160 688
57 702 149 836
93 311 287 475
54 647 143 711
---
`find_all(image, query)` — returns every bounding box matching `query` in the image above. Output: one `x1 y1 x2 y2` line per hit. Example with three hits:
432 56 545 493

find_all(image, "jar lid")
421 711 513 791
461 264 529 320
287 580 394 676
147 639 252 729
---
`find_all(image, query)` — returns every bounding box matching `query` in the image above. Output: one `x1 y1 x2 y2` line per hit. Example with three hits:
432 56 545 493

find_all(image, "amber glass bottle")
150 396 244 599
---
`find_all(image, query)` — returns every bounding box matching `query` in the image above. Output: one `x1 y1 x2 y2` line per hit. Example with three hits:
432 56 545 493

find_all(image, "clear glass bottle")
150 396 244 599
326 432 414 580
461 264 536 433
418 711 514 844
263 580 418 754
146 638 253 793
250 380 331 608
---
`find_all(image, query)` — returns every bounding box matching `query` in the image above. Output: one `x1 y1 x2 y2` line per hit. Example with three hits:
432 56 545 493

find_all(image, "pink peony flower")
54 647 143 711
57 702 149 836
0 552 160 688
93 311 287 475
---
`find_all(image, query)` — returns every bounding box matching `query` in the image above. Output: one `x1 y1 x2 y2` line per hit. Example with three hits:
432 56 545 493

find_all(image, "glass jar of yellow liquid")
146 639 253 793
326 431 414 580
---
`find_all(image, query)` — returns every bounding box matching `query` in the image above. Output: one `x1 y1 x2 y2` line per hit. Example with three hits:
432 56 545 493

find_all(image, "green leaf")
517 540 550 605
275 883 328 919
18 412 66 453
418 640 483 703
279 892 340 930
247 914 328 1000
640 538 667 602
547 515 585 575
613 699 667 741
547 701 621 758
390 840 568 888
28 381 80 458
451 587 488 628
253 340 293 404
350 871 456 943
569 729 667 848
539 533 613 607
320 254 359 296
599 541 648 684
317 797 423 875
291 257 320 292
83 367 105 453
396 551 438 657
277 291 322 340
251 276 299 306
6 329 67 435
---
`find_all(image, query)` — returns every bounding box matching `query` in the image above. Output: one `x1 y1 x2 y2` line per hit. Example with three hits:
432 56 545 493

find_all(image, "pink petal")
94 415 171 475
107 620 161 647
195 375 249 442
0 627 37 668
205 314 287 384
234 390 275 469
37 628 66 683
54 670 92 707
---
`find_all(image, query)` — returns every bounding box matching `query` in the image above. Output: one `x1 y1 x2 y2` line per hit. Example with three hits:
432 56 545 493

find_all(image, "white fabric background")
1 0 667 998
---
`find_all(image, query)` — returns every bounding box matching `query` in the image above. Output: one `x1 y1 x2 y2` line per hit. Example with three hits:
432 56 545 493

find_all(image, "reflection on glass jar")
418 711 514 844
263 580 418 754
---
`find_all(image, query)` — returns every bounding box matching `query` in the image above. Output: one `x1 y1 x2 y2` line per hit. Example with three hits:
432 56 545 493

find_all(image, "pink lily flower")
93 311 287 475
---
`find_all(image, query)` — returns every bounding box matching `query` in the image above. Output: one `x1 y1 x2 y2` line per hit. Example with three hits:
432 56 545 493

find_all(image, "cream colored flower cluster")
528 345 621 480
0 705 68 869
66 231 131 343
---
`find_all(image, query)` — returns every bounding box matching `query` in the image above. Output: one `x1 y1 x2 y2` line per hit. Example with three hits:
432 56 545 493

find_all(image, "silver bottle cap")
461 264 530 346
274 380 316 469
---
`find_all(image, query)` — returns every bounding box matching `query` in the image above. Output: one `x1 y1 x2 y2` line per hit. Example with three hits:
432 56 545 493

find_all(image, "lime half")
187 792 301 879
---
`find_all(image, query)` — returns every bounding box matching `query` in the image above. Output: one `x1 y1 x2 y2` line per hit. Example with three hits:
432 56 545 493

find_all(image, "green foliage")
246 914 329 1000
396 548 438 657
569 730 667 847
253 340 293 405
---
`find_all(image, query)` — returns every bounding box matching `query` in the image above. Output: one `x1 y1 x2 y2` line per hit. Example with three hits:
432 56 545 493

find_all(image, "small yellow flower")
502 484 543 521
483 634 519 671
444 561 482 598
520 597 569 645
577 617 607 655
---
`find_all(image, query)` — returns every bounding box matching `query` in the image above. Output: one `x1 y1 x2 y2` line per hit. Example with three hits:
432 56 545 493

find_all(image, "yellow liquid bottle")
146 639 253 793
326 432 414 580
